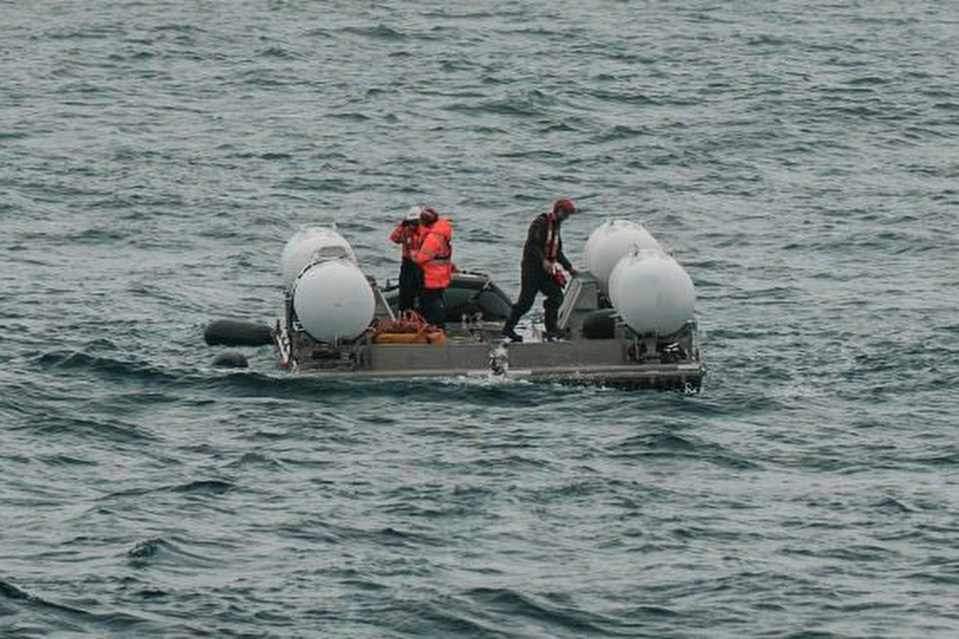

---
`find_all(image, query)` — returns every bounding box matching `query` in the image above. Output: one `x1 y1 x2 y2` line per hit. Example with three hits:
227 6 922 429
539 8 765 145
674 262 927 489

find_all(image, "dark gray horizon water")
3 1 958 637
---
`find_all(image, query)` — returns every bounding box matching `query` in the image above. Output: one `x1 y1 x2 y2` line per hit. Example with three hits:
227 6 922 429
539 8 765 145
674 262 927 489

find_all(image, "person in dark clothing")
501 198 578 342
389 206 425 312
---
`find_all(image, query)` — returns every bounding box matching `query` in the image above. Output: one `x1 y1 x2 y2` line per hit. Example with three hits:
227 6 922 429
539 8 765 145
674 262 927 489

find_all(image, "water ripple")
3 1 959 637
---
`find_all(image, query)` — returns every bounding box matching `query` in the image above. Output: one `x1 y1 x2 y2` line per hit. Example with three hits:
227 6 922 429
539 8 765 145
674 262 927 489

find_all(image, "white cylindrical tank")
291 259 375 343
280 225 357 290
608 249 695 336
584 220 663 295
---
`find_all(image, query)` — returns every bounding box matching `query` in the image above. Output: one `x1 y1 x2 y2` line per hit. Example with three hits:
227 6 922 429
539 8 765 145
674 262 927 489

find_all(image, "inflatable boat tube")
204 319 274 347
383 271 513 323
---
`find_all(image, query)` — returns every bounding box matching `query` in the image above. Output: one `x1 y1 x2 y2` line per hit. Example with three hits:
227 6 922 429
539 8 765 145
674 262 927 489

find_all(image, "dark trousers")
504 260 564 332
398 258 423 312
420 288 446 328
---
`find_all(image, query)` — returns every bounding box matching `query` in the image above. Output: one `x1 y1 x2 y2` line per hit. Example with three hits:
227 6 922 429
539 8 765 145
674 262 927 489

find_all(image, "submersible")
265 220 704 390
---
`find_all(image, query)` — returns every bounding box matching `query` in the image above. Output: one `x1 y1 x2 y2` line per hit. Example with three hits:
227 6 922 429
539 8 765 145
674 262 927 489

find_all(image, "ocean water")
2 1 959 637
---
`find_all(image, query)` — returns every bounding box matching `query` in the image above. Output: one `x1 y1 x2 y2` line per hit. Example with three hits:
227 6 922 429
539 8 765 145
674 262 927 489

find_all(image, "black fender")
211 351 250 368
204 319 273 347
581 309 617 339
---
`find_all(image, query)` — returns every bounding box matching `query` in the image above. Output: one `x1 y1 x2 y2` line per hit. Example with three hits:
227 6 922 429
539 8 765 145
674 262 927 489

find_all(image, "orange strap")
545 212 559 262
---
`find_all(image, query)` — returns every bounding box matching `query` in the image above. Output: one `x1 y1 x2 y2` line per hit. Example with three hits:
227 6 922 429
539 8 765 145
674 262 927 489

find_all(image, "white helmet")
405 206 423 222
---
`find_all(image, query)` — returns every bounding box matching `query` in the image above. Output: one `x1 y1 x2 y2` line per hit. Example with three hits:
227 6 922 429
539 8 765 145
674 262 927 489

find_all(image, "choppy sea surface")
2 1 959 637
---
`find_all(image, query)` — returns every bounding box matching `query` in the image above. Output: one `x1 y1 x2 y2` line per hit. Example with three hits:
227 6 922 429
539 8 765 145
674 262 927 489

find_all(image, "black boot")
501 305 524 343
501 325 523 342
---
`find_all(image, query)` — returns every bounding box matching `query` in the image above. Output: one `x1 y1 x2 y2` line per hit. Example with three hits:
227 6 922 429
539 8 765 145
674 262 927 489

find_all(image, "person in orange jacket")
412 206 454 329
389 206 425 312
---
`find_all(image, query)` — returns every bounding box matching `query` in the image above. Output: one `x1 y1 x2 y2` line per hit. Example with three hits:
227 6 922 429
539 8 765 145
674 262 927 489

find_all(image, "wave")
33 349 180 383
125 536 224 570
102 478 237 502
0 577 152 635
342 23 407 41
442 95 548 118
464 587 614 636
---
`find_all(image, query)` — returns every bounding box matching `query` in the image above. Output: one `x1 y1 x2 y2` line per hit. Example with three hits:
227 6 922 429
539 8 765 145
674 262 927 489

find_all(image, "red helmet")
552 198 575 215
419 206 439 224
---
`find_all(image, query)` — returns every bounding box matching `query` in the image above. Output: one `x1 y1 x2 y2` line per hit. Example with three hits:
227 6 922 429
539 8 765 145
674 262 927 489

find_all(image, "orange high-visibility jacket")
389 221 423 260
413 217 453 289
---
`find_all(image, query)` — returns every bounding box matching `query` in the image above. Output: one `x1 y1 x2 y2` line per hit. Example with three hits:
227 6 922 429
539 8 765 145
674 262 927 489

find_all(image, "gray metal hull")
274 271 705 391
276 333 704 390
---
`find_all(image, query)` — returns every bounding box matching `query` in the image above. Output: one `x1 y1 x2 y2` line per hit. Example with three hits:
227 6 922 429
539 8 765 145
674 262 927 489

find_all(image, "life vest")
413 217 453 289
545 212 560 262
545 213 567 287
389 221 423 260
